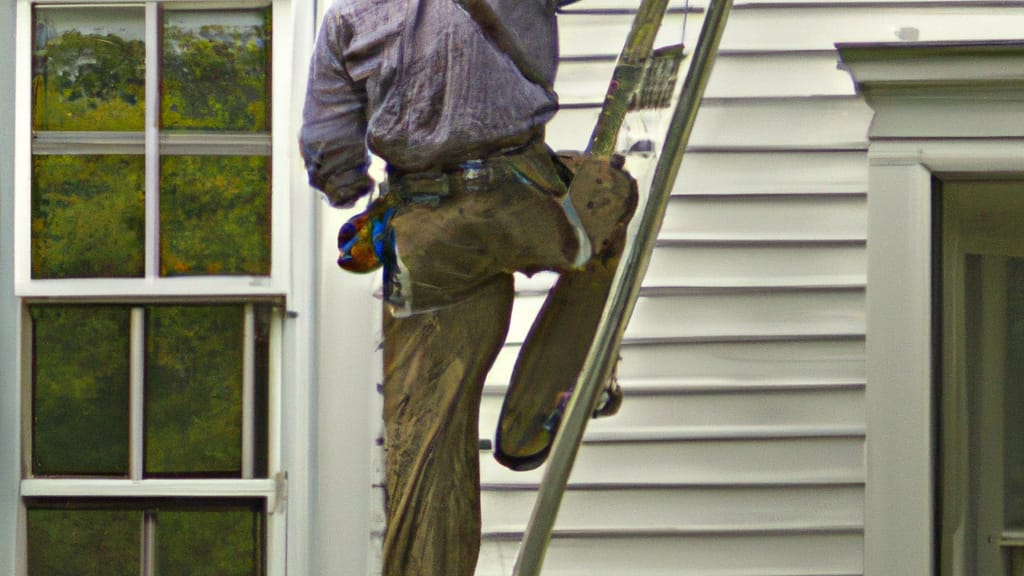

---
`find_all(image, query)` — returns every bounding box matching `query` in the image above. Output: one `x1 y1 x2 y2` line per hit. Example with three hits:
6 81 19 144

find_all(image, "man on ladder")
300 1 637 574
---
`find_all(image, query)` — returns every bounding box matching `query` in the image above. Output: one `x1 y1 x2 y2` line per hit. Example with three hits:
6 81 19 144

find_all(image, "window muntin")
27 3 273 285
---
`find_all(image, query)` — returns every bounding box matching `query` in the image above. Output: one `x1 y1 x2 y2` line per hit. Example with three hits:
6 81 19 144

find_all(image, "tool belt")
387 159 506 201
385 136 559 202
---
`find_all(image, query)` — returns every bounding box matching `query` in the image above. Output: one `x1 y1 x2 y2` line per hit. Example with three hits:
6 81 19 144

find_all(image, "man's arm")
300 10 374 208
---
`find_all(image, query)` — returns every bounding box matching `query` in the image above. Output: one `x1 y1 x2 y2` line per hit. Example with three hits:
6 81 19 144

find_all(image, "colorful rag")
337 195 397 274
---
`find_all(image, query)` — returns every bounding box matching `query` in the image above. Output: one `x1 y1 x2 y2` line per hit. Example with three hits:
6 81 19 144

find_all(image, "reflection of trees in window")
32 155 146 278
27 508 142 575
32 305 131 476
30 303 271 479
161 156 271 276
30 6 272 279
32 9 146 131
162 10 270 131
146 305 244 476
27 502 264 576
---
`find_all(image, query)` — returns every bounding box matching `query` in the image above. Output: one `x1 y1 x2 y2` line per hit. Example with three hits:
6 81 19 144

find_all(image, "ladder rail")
511 1 734 574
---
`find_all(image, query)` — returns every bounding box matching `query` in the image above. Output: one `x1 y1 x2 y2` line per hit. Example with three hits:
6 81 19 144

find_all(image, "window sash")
14 0 289 297
20 301 286 575
25 302 275 480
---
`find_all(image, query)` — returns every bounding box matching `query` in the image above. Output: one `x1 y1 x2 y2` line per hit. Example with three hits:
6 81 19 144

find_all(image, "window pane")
160 156 270 276
32 155 145 279
162 9 270 131
32 6 145 131
145 305 243 476
156 505 263 576
32 305 131 476
28 508 141 576
1006 258 1024 529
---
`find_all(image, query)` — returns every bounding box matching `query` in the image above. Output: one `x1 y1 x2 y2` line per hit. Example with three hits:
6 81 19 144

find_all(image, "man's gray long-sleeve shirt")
300 0 563 207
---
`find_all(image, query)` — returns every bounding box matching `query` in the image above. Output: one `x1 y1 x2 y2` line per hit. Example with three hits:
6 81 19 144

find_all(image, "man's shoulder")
323 0 404 24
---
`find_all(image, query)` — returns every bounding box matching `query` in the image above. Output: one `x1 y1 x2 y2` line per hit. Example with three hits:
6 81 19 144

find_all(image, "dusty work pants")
379 144 635 576
380 145 583 576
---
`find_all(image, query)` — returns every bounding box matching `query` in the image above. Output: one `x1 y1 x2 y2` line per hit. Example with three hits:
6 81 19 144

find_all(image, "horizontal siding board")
477 533 863 576
489 338 864 387
560 6 1024 57
546 97 873 151
659 194 867 240
673 151 868 196
719 6 1024 51
480 387 865 439
479 485 864 535
559 12 698 58
505 289 865 344
641 243 866 288
479 436 865 485
557 52 856 105
704 51 858 98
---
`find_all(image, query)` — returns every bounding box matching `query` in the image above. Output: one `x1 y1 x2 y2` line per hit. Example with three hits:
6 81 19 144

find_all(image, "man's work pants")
379 145 635 576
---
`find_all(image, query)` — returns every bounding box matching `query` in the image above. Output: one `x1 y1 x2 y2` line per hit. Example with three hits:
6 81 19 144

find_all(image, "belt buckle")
460 160 488 194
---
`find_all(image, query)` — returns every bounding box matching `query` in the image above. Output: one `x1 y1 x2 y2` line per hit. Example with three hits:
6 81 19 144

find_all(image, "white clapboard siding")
557 51 854 103
675 151 868 195
660 193 866 239
547 97 873 151
480 484 864 534
478 533 863 576
505 288 864 344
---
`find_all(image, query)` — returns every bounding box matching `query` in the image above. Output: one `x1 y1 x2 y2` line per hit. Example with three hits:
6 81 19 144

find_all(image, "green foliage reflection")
32 305 131 476
145 305 243 476
32 8 146 131
157 506 263 576
161 156 271 276
162 9 270 131
32 155 146 278
27 508 141 576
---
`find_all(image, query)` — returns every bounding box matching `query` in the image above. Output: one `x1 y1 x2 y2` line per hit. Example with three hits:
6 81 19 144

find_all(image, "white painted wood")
642 242 866 288
480 485 864 534
560 5 1024 56
480 436 865 486
558 51 857 104
20 478 277 499
491 337 864 387
660 194 867 240
559 12 698 58
479 533 863 576
839 40 1024 576
546 97 873 151
481 387 865 439
721 6 1024 51
506 288 864 344
705 51 858 98
675 151 868 196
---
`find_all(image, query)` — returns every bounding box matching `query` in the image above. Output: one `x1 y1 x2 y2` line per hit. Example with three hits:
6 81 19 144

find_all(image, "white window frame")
838 41 1024 575
11 0 305 573
17 300 288 576
13 0 294 299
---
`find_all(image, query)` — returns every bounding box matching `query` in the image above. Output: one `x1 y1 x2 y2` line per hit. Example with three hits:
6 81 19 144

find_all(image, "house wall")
4 1 1023 575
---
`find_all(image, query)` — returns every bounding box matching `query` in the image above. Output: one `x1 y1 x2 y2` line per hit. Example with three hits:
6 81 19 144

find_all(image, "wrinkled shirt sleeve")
300 11 374 208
